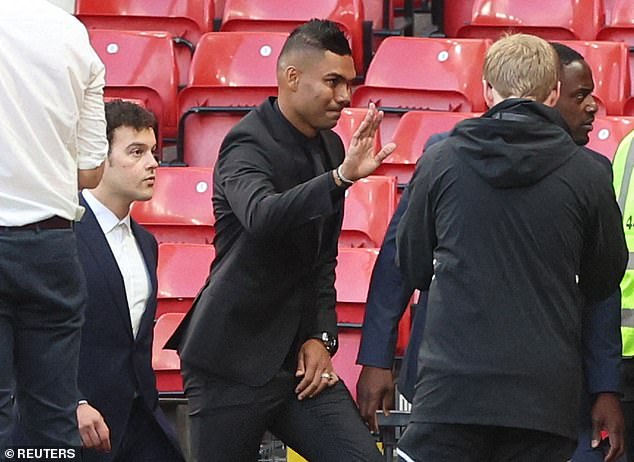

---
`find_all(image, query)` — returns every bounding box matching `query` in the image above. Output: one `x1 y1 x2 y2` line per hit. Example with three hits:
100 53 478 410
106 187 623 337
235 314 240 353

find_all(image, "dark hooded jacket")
396 99 627 439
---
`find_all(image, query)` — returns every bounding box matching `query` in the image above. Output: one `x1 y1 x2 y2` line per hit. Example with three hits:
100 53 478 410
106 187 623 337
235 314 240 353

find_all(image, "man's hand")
77 402 111 452
356 366 395 433
339 103 396 181
590 392 624 461
295 339 339 400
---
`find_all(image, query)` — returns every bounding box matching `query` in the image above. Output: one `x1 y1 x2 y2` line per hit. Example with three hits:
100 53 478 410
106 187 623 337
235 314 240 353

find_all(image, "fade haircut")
105 100 157 154
483 33 559 103
550 42 584 67
278 18 352 66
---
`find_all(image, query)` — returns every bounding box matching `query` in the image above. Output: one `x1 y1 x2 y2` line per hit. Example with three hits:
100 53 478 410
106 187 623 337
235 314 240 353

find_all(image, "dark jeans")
182 363 383 462
397 422 577 462
0 229 85 451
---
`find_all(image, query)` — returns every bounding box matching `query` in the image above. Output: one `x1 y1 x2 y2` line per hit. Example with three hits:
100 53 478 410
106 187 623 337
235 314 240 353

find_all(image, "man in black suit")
170 19 395 462
74 100 184 462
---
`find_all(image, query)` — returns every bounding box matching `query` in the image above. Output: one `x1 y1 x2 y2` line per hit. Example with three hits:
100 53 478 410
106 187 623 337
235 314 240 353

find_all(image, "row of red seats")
87 29 634 167
76 0 411 85
443 0 634 44
129 168 397 249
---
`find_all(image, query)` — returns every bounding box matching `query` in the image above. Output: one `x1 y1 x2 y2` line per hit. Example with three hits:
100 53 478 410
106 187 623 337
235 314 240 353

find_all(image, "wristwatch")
312 331 338 356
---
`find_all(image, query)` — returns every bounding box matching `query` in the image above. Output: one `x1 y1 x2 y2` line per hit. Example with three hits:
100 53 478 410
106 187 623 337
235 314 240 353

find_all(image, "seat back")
598 0 634 45
89 29 179 139
597 0 634 114
445 0 602 41
340 176 397 248
177 32 287 166
76 0 213 86
157 243 215 317
335 248 378 326
152 312 186 393
130 167 215 244
352 37 489 141
332 108 382 154
375 110 479 185
220 0 366 74
330 328 364 399
587 116 634 161
556 40 631 116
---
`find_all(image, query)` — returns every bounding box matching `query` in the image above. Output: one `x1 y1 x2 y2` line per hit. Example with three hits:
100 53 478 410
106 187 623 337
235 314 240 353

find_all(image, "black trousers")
397 422 577 462
182 363 383 462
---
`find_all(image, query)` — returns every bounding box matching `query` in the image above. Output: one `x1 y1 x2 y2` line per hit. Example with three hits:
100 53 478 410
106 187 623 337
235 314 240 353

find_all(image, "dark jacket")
76 195 182 458
396 99 628 439
170 98 347 386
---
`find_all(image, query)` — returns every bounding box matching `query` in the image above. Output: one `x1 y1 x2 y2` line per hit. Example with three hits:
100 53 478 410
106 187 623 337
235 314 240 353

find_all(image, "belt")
1 216 73 232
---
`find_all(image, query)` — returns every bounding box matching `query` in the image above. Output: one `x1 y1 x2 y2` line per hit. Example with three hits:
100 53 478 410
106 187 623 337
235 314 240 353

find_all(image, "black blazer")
170 98 347 386
76 195 181 456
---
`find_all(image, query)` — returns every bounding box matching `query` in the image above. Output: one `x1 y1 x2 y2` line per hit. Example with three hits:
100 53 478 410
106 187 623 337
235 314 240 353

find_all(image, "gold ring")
320 372 331 380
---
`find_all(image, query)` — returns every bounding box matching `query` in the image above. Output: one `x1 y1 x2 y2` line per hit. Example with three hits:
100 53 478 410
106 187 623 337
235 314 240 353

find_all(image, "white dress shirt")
0 1 108 225
83 190 150 338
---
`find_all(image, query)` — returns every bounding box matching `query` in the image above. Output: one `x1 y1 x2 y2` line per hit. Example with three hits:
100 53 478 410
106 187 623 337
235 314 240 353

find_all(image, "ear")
284 65 300 92
543 80 561 107
482 80 495 107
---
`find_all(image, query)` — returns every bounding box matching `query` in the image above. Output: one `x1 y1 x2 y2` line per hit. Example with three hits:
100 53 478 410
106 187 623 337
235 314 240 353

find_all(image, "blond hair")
483 33 559 103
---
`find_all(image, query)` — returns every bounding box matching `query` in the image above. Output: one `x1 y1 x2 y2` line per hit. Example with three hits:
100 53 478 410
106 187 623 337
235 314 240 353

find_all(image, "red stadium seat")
219 0 367 75
556 40 631 116
587 116 634 162
152 312 186 393
331 328 364 399
76 0 214 86
444 0 602 41
333 108 382 154
335 248 379 326
88 29 179 142
332 248 413 398
376 110 478 185
156 243 215 317
352 37 490 141
341 176 397 248
598 0 634 45
177 32 287 166
130 167 215 244
597 0 634 114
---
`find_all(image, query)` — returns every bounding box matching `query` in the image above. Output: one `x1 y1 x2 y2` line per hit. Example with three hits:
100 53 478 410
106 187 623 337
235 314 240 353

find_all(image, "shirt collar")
82 189 132 235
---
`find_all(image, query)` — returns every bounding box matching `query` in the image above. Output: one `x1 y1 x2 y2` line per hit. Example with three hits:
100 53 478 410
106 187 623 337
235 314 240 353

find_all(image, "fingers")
591 419 602 448
295 354 306 378
358 394 382 433
375 142 396 163
605 430 624 462
296 369 334 400
79 418 110 452
350 103 381 146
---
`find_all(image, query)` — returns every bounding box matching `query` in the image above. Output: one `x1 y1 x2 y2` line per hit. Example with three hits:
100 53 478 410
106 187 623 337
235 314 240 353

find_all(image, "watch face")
321 332 337 351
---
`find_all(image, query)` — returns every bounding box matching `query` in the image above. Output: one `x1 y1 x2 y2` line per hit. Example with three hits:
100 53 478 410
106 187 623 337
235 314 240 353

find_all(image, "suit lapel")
131 220 157 343
77 196 135 340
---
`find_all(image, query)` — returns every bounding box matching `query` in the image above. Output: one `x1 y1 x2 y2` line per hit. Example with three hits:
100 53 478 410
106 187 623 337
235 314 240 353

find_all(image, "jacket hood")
450 99 580 188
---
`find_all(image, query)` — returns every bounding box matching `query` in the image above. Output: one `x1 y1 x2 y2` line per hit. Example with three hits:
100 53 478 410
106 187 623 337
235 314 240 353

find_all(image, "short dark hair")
104 100 157 153
279 19 352 62
550 42 585 67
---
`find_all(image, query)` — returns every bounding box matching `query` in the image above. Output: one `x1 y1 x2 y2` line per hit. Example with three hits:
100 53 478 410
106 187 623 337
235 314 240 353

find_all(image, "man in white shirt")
73 100 184 462
0 0 107 451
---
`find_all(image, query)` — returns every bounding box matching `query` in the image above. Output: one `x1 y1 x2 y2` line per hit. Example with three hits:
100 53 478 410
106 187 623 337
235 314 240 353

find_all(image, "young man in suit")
75 100 184 462
356 42 626 462
168 19 395 462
